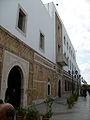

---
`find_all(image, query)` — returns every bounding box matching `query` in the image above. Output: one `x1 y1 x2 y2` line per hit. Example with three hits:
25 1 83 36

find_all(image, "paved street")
36 93 90 120
53 94 90 120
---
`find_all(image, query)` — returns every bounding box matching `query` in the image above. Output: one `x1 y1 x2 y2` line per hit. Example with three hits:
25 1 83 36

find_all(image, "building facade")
0 0 80 107
62 25 80 94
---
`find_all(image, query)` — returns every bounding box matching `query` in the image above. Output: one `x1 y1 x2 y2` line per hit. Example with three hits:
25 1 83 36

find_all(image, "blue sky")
41 0 90 84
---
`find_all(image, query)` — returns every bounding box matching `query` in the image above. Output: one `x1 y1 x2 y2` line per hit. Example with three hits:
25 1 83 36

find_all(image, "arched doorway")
58 80 61 97
5 66 23 108
47 79 51 96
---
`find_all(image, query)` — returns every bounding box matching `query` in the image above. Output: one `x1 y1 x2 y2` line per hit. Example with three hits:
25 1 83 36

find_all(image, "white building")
0 0 80 107
0 0 55 63
62 25 80 74
45 2 81 94
45 2 80 74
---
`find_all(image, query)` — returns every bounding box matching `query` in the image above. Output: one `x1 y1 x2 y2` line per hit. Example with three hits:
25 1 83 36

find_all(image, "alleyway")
36 93 90 120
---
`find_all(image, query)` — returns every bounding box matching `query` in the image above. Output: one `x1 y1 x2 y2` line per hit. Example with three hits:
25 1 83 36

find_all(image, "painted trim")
15 4 28 37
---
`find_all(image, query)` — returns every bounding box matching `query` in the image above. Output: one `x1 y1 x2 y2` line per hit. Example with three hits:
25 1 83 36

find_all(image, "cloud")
79 61 90 84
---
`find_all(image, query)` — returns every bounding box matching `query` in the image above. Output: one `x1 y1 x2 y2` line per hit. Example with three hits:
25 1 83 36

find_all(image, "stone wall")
0 26 58 105
0 26 34 106
33 53 57 102
0 47 4 97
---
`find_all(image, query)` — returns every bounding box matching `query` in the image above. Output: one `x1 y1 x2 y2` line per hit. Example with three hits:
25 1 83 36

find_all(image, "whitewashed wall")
62 24 80 73
0 0 55 63
45 2 63 64
45 2 56 64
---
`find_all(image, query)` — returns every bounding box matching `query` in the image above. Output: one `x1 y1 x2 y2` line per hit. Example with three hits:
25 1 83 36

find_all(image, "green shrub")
16 106 26 117
67 94 74 105
44 96 54 118
73 93 78 101
44 109 53 118
25 107 40 120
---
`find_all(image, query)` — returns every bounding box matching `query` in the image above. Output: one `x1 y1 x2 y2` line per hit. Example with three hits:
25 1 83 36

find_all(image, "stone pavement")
35 93 90 120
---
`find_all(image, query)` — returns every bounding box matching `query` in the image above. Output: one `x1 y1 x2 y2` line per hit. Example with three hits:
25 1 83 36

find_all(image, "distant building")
0 0 80 107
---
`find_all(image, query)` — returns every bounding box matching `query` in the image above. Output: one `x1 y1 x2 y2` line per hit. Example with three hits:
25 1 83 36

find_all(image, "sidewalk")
53 94 90 120
35 94 69 115
35 93 90 120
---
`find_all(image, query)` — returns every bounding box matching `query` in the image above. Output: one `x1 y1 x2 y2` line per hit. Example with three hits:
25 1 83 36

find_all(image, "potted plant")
42 110 53 120
25 107 40 120
67 95 74 108
16 106 26 120
42 97 54 120
73 93 78 101
26 88 37 104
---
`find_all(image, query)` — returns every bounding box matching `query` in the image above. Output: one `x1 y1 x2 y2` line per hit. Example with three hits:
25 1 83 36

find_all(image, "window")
17 6 27 34
67 57 69 66
64 36 66 45
58 45 60 55
73 54 75 60
47 79 51 96
70 60 71 70
68 81 70 91
48 84 50 96
69 47 71 53
40 32 44 50
64 52 66 58
72 63 73 71
71 50 72 56
58 25 61 37
67 42 68 50
65 80 67 91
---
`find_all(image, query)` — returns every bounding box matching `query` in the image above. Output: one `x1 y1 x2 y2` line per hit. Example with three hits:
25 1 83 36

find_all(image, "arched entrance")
5 66 23 108
58 80 61 97
47 79 51 96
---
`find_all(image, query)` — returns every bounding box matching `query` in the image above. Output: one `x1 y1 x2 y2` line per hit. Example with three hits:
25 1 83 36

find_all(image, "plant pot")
28 117 38 120
68 104 72 109
42 118 49 120
16 116 24 120
29 117 33 120
42 116 50 120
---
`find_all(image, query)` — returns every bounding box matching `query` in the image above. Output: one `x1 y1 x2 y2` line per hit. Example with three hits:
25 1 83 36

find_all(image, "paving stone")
35 93 90 120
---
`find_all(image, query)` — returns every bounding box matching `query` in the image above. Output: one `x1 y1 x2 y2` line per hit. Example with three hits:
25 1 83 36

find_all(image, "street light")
71 70 74 94
75 70 78 95
74 71 81 96
68 70 79 94
77 74 81 96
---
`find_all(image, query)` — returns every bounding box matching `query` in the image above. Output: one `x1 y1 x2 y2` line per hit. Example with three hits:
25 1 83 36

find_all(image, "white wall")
44 2 80 74
45 2 63 64
62 24 80 73
0 0 55 63
45 2 56 64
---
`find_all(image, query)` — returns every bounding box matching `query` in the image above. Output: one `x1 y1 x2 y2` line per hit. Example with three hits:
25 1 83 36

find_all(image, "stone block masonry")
0 26 59 106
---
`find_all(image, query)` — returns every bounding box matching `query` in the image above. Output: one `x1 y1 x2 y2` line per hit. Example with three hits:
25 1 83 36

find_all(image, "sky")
41 0 90 84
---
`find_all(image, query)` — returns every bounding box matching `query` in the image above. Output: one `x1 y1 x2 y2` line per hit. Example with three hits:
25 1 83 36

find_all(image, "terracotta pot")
16 116 24 120
29 117 38 120
68 104 72 109
42 116 49 120
42 118 49 120
29 118 33 120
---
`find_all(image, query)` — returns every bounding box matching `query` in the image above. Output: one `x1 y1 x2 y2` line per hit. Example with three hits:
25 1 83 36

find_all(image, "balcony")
57 54 68 66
